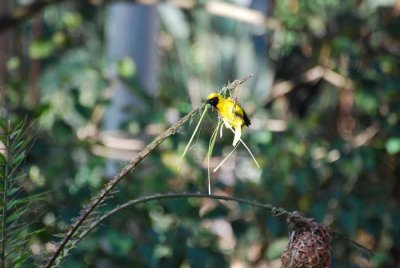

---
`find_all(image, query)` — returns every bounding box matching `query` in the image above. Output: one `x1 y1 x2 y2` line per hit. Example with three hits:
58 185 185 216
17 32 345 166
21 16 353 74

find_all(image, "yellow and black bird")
206 93 251 146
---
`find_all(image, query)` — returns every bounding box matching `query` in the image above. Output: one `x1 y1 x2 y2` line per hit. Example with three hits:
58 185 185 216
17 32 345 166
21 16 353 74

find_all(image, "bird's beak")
206 99 215 108
206 97 218 107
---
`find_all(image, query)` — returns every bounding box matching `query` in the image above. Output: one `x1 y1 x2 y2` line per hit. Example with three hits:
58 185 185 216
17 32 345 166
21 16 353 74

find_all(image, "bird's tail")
233 127 241 146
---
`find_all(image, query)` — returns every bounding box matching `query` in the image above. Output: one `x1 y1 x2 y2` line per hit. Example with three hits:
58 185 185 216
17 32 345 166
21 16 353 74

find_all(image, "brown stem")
74 192 372 259
75 192 284 245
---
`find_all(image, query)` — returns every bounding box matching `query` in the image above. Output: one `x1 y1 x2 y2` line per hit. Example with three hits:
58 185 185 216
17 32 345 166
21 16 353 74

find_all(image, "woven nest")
281 213 332 268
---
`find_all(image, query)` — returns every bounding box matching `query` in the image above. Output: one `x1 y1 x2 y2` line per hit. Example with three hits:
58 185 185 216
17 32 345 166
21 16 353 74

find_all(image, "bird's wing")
241 109 251 127
233 103 251 127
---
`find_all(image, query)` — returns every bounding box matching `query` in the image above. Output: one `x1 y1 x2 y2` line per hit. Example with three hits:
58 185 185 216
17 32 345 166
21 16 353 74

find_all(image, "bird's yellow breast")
215 98 244 129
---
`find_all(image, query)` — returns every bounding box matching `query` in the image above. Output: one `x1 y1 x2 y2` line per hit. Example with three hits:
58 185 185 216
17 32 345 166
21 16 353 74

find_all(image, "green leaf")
10 251 31 267
7 172 26 182
7 187 21 197
52 31 68 47
6 199 27 210
117 57 136 78
0 120 6 132
11 121 28 143
386 137 400 155
6 208 28 224
10 152 25 167
6 57 20 71
0 132 6 146
11 140 27 154
63 12 82 30
0 119 38 267
9 128 22 141
0 153 6 165
29 40 55 59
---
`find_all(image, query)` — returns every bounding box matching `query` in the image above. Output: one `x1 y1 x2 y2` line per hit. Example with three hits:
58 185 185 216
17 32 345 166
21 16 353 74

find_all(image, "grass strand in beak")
178 105 209 170
207 119 221 194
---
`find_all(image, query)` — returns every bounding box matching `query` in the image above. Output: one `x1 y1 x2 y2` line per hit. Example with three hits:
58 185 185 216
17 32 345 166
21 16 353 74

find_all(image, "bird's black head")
206 95 219 107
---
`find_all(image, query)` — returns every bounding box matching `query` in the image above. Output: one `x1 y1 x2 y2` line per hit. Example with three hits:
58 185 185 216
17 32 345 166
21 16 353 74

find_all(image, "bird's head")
206 93 221 107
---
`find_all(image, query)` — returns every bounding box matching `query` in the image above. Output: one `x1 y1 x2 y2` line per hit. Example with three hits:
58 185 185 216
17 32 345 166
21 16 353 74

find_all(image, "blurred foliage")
0 120 42 267
1 0 400 267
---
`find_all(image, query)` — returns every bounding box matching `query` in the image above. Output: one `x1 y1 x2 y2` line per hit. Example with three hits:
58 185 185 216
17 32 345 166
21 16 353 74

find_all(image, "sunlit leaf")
63 12 82 30
29 40 55 59
6 57 20 71
117 57 136 78
386 137 400 155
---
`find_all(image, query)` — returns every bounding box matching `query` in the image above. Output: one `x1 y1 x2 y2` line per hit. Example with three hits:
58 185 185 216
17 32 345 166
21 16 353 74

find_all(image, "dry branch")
45 105 204 267
70 192 373 266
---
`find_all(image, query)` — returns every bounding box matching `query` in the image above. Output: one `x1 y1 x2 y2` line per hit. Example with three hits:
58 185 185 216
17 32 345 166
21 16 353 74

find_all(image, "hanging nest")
281 212 332 268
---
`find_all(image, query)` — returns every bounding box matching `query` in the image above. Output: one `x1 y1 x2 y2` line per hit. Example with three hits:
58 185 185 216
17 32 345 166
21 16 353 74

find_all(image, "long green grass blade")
6 209 29 224
213 142 239 172
10 152 25 167
226 126 260 168
6 187 21 197
207 120 221 194
237 137 260 168
11 140 29 153
9 128 22 141
178 105 208 170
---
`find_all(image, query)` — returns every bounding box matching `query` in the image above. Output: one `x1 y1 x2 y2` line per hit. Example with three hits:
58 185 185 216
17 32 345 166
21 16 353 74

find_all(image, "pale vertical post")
103 3 158 174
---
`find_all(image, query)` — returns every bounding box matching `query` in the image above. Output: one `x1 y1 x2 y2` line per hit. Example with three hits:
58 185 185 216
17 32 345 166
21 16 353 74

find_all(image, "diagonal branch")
45 105 204 268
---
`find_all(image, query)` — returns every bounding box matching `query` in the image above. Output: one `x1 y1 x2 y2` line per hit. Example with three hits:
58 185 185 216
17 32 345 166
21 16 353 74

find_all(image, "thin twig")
332 230 374 256
74 192 373 257
75 192 284 243
237 73 254 86
207 120 221 194
220 74 254 97
45 105 204 268
213 142 239 172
